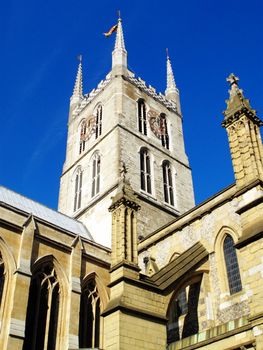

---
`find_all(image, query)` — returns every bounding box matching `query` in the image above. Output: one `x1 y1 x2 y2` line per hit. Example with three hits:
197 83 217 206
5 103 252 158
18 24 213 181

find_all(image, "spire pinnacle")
112 14 127 75
165 50 177 94
72 56 83 98
223 73 256 119
165 51 180 112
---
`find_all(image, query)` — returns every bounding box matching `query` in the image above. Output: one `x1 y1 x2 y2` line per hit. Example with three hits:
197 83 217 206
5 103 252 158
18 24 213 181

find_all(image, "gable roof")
143 242 208 292
0 186 93 240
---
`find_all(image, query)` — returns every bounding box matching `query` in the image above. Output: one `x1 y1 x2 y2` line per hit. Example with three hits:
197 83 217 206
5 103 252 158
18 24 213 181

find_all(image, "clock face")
80 116 96 141
147 109 162 138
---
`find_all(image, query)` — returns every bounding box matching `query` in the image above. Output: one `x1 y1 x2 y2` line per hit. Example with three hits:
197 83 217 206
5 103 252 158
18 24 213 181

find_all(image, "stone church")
0 17 263 350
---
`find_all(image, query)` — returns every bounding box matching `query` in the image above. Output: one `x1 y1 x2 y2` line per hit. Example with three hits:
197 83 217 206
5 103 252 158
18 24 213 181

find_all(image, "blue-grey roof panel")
0 186 93 240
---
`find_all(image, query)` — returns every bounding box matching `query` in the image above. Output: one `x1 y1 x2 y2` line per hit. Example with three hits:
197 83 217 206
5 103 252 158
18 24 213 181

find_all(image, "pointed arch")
23 255 69 350
0 237 16 349
79 119 87 154
160 113 169 149
73 166 83 212
137 99 147 135
214 227 242 295
90 151 101 198
166 272 206 345
140 148 152 194
95 104 103 139
162 160 174 206
79 272 108 349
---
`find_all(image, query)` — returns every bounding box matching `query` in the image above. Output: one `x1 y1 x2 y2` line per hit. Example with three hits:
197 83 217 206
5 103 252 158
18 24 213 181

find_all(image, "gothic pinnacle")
165 50 181 112
112 14 127 75
72 56 83 99
165 49 177 95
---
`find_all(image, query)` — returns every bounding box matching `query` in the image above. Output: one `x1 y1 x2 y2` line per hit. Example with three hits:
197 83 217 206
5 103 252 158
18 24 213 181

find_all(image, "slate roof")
0 186 93 240
144 242 208 291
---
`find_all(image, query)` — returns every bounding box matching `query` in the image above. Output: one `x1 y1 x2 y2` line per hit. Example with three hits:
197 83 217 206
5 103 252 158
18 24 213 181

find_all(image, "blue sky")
0 0 262 209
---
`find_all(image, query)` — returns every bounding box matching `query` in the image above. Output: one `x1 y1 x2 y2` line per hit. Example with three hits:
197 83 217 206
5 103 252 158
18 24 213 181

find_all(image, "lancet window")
0 253 5 312
95 105 102 139
74 168 83 212
140 148 152 194
23 263 60 350
223 234 242 294
167 280 201 344
162 161 174 206
160 113 169 149
79 120 87 154
138 99 147 135
79 280 101 348
91 153 101 197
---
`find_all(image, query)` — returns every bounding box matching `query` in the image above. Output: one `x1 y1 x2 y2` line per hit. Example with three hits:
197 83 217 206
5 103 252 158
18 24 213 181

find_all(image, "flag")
103 24 118 37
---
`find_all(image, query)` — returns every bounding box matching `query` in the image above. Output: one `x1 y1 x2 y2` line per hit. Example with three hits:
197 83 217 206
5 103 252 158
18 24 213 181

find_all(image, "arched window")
140 148 152 194
79 120 87 154
0 253 5 312
138 99 147 135
223 234 242 294
23 263 59 350
74 168 83 212
79 280 100 348
162 161 174 206
95 105 102 139
160 114 169 149
91 154 100 197
167 280 201 345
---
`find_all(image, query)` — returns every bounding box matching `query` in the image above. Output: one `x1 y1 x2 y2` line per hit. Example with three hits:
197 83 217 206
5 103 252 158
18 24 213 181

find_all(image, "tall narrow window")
0 253 5 312
79 120 87 154
79 280 100 348
167 280 201 345
162 161 174 206
140 148 152 194
91 154 100 197
223 234 242 294
160 114 169 149
74 168 82 212
23 263 59 350
95 105 102 139
138 99 147 135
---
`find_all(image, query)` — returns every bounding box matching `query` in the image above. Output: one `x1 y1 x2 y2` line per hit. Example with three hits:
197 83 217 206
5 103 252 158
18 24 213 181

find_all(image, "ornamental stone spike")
72 57 83 98
165 50 181 113
112 16 128 75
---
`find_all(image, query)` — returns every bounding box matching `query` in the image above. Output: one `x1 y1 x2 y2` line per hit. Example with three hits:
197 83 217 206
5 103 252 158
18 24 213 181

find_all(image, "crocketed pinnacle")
114 17 126 52
223 73 258 122
165 52 177 96
72 60 83 98
112 16 127 74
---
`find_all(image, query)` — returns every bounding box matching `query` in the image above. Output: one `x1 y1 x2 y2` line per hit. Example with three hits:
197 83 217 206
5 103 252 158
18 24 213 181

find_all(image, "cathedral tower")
58 18 195 246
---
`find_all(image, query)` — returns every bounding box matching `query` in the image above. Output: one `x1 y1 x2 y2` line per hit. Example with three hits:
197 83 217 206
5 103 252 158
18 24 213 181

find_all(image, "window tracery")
223 234 242 294
23 263 60 350
79 280 101 348
0 253 5 313
167 280 201 344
